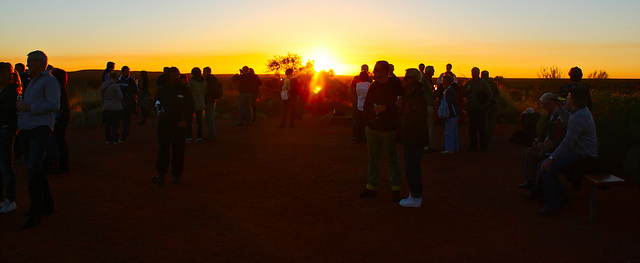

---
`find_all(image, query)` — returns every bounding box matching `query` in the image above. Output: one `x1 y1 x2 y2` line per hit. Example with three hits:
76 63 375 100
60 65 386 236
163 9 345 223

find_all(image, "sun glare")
307 48 341 73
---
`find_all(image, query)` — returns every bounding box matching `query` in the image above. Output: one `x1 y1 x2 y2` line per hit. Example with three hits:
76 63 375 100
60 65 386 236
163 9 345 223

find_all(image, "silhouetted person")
537 87 596 217
203 67 220 142
186 67 206 143
15 63 30 89
101 62 115 83
359 60 403 202
249 68 262 122
353 71 371 143
101 72 123 144
388 64 403 92
233 66 252 126
117 66 138 142
279 69 295 128
156 67 170 88
421 65 436 151
436 63 464 123
137 71 151 124
437 63 458 85
17 50 60 229
559 67 593 110
152 67 194 185
440 74 460 154
397 68 429 208
0 62 20 214
47 68 70 174
350 64 371 141
463 67 492 151
482 70 500 142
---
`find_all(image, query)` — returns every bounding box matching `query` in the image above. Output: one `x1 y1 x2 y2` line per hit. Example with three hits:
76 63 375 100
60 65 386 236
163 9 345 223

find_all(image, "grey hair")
27 50 48 66
539 93 554 103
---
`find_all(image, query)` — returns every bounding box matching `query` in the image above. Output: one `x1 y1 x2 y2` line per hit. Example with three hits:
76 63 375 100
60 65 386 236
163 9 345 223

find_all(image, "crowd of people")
351 61 595 214
0 50 598 229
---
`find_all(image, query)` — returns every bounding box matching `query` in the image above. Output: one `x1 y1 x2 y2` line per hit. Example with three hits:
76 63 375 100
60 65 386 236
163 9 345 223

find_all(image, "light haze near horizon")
1 0 639 78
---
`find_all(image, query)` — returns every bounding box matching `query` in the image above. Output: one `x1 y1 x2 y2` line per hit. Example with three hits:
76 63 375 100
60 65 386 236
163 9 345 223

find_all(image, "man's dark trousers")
155 121 186 178
18 126 54 216
468 109 488 150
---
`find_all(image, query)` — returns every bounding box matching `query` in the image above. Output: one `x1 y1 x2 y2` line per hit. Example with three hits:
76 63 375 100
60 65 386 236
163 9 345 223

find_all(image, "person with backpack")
203 67 221 142
462 67 492 151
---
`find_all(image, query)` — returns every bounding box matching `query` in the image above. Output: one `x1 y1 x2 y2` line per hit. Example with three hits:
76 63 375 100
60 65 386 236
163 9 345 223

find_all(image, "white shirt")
356 81 370 111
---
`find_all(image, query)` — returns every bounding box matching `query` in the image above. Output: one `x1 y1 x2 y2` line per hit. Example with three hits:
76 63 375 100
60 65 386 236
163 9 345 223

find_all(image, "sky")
1 0 639 78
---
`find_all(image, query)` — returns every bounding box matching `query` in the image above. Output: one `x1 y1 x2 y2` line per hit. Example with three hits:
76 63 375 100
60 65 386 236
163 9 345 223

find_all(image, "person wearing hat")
397 68 429 207
537 87 597 217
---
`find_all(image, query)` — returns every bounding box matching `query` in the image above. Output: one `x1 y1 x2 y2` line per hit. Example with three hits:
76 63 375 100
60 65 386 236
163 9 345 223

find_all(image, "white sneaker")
0 199 16 213
399 195 422 208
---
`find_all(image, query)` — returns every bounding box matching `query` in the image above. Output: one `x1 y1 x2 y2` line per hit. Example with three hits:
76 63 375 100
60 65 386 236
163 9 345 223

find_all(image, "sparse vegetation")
538 66 564 79
588 70 609 79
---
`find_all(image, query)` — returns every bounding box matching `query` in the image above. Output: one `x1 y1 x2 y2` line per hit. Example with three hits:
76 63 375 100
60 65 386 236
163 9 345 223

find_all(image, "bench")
584 173 625 223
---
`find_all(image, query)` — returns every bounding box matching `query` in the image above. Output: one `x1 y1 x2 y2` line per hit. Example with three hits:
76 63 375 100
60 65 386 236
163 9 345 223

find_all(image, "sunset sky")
1 0 639 78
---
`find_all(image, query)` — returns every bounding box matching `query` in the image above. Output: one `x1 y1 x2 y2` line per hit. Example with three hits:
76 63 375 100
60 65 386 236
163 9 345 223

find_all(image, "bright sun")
308 49 339 73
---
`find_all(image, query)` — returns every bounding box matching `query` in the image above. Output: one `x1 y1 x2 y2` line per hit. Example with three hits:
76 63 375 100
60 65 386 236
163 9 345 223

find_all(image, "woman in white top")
354 71 370 143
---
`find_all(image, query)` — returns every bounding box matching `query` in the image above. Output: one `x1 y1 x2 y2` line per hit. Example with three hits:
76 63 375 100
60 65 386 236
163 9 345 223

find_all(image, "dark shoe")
173 177 181 184
518 181 535 189
151 175 164 185
391 191 401 202
359 189 377 198
536 208 558 217
20 216 41 229
522 192 544 203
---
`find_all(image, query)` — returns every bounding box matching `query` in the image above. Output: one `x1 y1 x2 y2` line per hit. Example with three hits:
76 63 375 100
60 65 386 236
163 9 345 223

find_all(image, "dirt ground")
1 115 638 262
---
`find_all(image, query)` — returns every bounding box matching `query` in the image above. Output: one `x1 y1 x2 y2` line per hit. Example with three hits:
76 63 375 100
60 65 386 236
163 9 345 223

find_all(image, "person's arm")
550 114 584 160
282 78 290 91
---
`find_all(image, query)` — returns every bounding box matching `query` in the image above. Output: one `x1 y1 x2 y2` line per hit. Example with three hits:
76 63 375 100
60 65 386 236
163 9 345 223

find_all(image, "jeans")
365 128 402 191
104 110 121 142
156 121 187 177
444 116 460 152
45 116 70 171
486 103 499 141
121 106 133 140
404 145 425 197
0 128 17 202
18 126 54 216
468 109 488 150
187 110 203 139
538 152 582 210
427 106 435 147
238 93 252 125
205 102 216 138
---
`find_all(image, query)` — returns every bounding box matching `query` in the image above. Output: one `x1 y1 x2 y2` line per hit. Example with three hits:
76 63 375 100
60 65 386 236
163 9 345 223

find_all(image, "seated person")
536 87 597 217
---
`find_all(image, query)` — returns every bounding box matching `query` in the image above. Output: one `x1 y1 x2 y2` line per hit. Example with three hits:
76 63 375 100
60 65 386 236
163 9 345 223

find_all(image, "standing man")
249 68 262 122
537 87 597 216
482 70 500 141
421 65 436 151
151 67 194 185
463 67 492 151
437 63 458 85
118 66 138 142
359 60 403 202
15 63 30 88
233 66 252 126
16 50 60 228
203 67 220 142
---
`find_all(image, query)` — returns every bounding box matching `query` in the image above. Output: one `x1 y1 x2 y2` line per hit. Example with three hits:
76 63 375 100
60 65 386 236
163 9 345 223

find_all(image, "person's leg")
452 116 460 151
539 153 580 210
237 94 244 125
171 125 186 178
444 117 454 151
487 104 498 141
112 110 121 143
427 106 435 148
121 108 131 140
155 123 171 177
467 110 478 150
477 109 489 150
195 110 203 139
244 93 252 125
205 102 216 139
0 128 16 202
404 145 424 197
365 128 382 190
280 99 290 127
24 127 53 216
381 130 402 191
524 146 540 182
104 111 112 142
289 97 296 126
251 93 257 122
355 110 365 142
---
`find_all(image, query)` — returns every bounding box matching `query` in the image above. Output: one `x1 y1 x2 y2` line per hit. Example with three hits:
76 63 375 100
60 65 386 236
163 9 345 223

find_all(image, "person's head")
27 50 48 75
569 67 583 82
471 67 480 79
109 71 119 81
389 64 395 74
373 60 390 81
567 87 588 110
51 68 68 86
404 68 421 86
443 74 454 87
163 67 170 74
15 63 25 73
166 67 180 85
446 63 452 71
203 67 211 76
425 66 435 77
121 66 130 78
250 68 255 75
418 63 425 73
539 93 557 113
359 71 369 82
106 61 115 71
180 74 188 85
285 68 294 77
139 70 148 81
191 67 202 77
242 66 249 74
481 70 490 79
361 64 369 72
0 62 14 85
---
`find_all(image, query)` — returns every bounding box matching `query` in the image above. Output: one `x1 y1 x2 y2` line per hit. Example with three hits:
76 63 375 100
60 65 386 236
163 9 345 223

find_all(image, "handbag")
281 90 288 100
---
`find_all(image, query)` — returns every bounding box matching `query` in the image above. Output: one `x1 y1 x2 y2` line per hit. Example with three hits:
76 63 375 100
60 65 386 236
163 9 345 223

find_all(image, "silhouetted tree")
588 70 609 79
538 66 564 79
